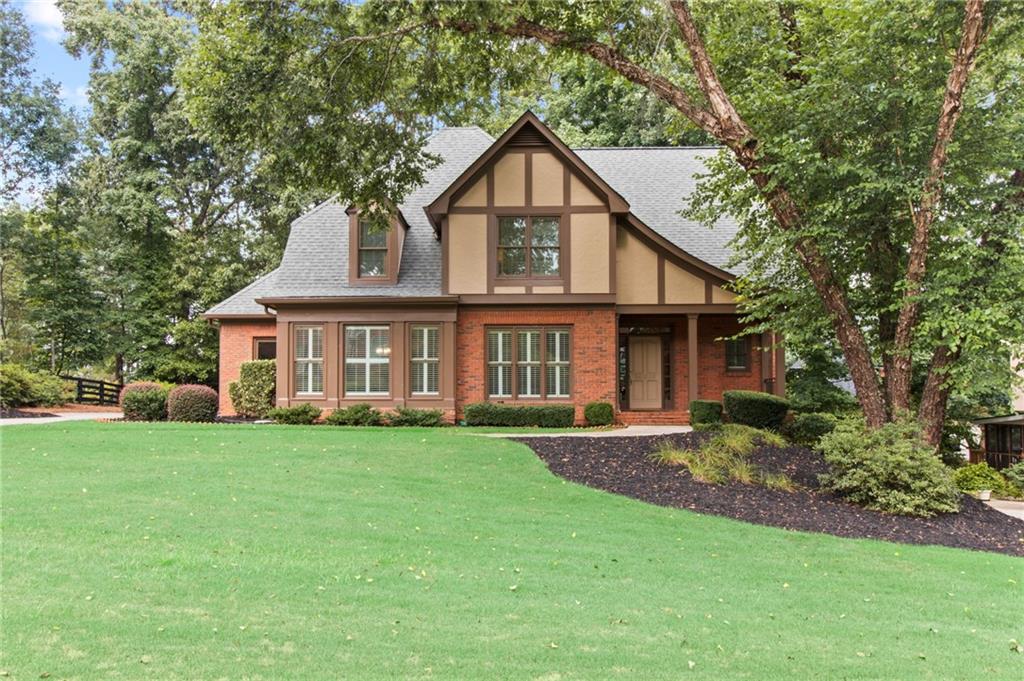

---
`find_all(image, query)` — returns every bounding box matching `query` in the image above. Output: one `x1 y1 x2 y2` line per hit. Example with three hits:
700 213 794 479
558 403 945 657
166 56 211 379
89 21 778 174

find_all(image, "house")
204 112 785 424
971 359 1024 469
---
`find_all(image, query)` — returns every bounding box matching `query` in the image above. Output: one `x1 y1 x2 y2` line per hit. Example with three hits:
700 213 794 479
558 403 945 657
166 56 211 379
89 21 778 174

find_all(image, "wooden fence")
60 376 123 406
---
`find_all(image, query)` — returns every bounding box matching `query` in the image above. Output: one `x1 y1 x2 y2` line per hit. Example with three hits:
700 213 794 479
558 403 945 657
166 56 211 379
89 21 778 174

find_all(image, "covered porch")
615 312 785 424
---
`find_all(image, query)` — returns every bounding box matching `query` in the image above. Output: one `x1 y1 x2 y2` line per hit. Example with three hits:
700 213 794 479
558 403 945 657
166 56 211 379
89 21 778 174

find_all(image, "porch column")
760 331 773 392
773 332 786 397
687 314 699 405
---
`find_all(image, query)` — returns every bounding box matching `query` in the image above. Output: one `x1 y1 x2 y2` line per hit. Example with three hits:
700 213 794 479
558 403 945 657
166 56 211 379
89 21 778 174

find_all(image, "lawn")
2 423 1021 679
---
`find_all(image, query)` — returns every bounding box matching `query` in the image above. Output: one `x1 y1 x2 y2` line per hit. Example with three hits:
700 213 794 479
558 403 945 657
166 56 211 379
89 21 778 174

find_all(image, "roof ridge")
573 145 723 151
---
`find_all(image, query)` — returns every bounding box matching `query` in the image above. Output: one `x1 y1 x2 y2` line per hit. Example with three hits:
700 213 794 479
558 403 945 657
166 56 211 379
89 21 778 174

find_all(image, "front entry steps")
618 410 690 426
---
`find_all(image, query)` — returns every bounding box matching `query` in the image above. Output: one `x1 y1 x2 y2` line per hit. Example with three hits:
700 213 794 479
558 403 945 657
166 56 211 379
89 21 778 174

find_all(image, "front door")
628 336 662 409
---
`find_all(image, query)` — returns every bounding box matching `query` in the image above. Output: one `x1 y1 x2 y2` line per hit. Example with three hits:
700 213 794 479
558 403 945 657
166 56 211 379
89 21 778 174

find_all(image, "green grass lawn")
2 422 1021 679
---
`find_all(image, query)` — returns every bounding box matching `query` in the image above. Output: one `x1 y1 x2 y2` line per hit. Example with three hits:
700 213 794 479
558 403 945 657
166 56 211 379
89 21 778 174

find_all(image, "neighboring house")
972 358 1024 469
204 112 785 424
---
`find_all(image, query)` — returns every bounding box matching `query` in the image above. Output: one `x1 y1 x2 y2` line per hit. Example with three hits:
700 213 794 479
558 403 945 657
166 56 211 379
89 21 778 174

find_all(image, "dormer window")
497 216 560 278
357 220 388 278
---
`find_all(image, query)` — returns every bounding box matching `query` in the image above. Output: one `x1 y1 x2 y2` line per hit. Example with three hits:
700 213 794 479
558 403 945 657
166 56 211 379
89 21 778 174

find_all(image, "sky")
18 0 91 110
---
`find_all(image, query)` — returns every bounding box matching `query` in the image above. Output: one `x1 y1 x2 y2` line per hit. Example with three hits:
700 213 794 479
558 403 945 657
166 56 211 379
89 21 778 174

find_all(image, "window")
294 326 323 395
357 220 388 278
410 326 440 396
487 327 571 400
497 216 560 278
254 337 276 360
725 337 750 371
345 326 390 396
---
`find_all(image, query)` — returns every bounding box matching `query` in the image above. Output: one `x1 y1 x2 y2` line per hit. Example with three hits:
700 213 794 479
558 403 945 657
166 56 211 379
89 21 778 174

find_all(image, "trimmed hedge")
388 406 445 427
785 412 838 448
120 382 169 421
0 364 72 407
818 419 960 517
689 400 723 426
267 403 321 425
723 390 789 431
228 360 276 418
583 401 614 426
325 403 384 426
167 384 219 422
463 402 575 428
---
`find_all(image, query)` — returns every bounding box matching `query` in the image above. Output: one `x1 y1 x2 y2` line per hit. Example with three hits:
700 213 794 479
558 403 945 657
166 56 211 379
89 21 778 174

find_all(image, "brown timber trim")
760 331 773 390
252 336 276 360
704 280 713 304
202 312 273 320
616 304 737 315
460 294 615 305
623 214 734 284
657 255 666 304
773 332 787 397
258 296 457 307
440 215 449 294
347 211 401 286
687 314 700 404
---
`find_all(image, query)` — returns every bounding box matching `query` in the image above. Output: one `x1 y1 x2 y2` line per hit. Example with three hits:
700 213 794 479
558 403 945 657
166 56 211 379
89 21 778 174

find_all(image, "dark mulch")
517 433 1024 557
0 408 57 418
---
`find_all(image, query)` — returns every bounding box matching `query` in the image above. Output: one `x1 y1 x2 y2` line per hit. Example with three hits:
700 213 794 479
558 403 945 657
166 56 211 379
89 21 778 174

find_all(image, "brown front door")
628 336 662 409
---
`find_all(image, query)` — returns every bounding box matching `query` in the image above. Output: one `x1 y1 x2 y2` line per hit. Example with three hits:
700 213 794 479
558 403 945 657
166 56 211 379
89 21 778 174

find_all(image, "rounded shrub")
267 403 321 425
785 412 838 448
387 406 445 427
167 384 219 422
1003 462 1024 492
818 418 960 517
583 401 614 426
228 359 276 418
723 390 789 431
952 463 1016 497
120 382 169 421
689 400 723 427
325 403 384 426
0 364 72 407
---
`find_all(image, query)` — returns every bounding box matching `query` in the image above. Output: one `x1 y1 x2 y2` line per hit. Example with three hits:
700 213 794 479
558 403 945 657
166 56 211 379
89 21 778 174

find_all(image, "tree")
0 0 77 203
183 0 1024 443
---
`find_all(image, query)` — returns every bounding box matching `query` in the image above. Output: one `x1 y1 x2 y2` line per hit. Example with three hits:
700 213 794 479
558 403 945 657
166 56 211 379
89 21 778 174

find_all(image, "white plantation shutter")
545 330 570 398
410 326 440 395
294 326 323 394
516 331 541 397
487 330 512 397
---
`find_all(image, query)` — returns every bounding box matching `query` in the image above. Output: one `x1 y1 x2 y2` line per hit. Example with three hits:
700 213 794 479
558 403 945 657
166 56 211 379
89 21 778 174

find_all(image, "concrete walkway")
0 411 122 427
985 499 1024 521
481 424 692 438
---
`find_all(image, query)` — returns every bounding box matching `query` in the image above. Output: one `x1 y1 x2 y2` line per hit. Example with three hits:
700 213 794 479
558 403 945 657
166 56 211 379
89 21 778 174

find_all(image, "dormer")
427 112 629 298
346 207 407 286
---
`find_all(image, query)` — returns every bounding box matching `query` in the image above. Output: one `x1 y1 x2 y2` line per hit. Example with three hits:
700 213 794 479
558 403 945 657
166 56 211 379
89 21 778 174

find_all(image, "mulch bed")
1 408 58 418
517 433 1024 557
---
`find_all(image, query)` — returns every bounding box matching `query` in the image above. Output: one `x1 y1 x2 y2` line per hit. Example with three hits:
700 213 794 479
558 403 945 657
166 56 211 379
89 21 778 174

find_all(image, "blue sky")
19 0 91 110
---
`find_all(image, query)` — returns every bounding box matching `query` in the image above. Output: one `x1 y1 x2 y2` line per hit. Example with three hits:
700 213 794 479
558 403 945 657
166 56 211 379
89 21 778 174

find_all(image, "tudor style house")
205 112 785 424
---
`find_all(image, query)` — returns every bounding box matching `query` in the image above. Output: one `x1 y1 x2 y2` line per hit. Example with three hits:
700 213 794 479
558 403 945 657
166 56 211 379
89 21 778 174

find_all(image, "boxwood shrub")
463 402 575 428
785 412 838 448
267 403 321 425
818 418 960 517
325 403 384 426
120 382 169 421
167 384 219 422
228 360 276 418
723 390 789 431
388 406 445 427
689 400 723 427
583 401 614 426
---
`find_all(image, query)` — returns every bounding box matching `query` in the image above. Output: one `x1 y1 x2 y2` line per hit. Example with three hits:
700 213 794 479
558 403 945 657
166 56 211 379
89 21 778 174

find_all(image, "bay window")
345 325 390 396
487 327 571 400
294 326 323 395
410 325 440 395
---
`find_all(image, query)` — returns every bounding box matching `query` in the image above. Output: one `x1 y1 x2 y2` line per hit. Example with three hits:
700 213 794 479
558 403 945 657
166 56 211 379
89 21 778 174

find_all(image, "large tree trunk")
888 0 989 412
919 346 959 448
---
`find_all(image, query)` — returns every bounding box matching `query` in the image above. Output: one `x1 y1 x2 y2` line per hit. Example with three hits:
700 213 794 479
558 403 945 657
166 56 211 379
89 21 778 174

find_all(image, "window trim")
409 325 441 396
496 215 562 280
485 326 572 401
343 324 392 397
347 210 400 285
252 336 277 361
293 325 324 396
724 336 752 372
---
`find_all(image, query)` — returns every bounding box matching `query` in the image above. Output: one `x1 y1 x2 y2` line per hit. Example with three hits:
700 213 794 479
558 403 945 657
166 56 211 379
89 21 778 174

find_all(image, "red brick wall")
455 308 618 423
217 319 277 415
696 315 765 401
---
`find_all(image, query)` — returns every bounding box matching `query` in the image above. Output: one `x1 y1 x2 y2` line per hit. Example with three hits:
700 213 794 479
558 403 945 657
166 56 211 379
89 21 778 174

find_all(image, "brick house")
205 112 785 424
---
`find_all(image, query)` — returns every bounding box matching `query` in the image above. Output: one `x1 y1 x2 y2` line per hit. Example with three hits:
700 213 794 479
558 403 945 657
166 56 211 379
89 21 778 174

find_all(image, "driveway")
985 499 1024 521
0 411 122 426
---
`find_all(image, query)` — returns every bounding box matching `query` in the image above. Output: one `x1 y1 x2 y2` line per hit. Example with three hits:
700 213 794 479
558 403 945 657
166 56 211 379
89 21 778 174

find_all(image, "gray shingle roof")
574 147 740 274
208 129 741 315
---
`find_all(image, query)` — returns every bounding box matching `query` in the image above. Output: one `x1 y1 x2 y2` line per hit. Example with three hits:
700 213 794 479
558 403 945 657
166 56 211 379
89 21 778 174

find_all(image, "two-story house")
205 112 785 424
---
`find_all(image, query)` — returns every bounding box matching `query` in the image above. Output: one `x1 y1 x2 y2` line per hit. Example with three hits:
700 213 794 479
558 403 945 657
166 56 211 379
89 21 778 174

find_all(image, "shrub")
1004 462 1024 491
818 419 960 517
785 412 838 448
267 403 321 425
583 401 614 426
0 364 72 407
388 406 445 427
463 402 575 428
228 360 276 418
723 390 790 431
952 463 1017 497
689 400 723 426
167 384 219 422
120 382 169 421
651 424 795 490
325 403 384 426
